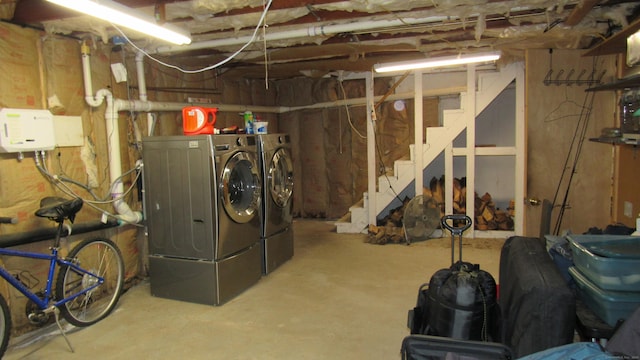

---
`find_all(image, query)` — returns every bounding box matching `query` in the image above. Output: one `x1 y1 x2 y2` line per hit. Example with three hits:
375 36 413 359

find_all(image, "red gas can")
182 106 218 135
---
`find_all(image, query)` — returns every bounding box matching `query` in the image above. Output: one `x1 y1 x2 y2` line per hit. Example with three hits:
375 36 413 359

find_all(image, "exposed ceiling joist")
5 0 640 79
565 0 600 26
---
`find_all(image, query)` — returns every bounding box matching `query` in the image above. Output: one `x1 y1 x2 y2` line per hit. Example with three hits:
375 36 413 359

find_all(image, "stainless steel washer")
142 134 262 305
257 133 294 274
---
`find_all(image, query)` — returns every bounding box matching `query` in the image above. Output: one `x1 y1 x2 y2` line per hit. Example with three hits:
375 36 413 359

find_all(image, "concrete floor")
4 219 504 359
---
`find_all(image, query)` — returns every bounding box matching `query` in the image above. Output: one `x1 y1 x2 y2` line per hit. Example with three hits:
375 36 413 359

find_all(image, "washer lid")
268 148 294 208
220 151 261 223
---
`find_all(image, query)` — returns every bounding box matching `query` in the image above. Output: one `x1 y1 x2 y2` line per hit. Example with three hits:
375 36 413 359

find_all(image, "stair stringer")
335 64 518 234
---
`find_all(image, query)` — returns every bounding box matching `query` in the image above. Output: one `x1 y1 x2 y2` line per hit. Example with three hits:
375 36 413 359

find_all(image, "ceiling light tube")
46 0 191 45
374 51 501 73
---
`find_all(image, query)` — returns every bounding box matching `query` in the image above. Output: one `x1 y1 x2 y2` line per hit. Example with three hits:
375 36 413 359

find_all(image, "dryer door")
268 148 294 207
220 151 261 223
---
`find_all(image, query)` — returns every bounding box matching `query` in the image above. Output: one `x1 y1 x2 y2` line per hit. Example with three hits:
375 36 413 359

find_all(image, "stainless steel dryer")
142 134 262 305
257 133 294 274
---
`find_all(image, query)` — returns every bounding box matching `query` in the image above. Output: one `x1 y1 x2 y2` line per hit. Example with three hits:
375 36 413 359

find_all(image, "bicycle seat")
35 197 83 223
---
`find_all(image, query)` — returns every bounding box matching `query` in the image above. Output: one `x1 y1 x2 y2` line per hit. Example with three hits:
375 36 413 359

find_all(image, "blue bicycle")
0 197 124 356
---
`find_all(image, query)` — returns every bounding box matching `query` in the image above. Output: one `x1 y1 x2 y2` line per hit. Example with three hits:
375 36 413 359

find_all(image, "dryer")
142 134 262 305
257 133 294 274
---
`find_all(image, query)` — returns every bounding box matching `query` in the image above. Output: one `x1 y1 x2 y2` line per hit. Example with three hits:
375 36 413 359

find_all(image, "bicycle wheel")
0 294 11 358
56 237 124 327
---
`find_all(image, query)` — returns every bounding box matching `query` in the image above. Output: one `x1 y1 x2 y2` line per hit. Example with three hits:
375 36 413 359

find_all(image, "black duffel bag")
408 215 500 342
426 261 499 341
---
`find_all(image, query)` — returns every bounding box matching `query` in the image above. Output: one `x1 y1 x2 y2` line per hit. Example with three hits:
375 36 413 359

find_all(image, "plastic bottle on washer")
243 111 254 134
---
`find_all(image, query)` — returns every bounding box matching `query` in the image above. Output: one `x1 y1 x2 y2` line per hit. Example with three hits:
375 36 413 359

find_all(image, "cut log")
482 206 495 222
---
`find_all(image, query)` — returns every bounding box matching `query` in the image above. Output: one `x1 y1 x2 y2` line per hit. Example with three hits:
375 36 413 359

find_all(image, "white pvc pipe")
81 43 105 108
135 52 148 102
156 4 550 55
136 52 156 136
103 95 142 224
93 95 189 224
155 15 449 54
81 46 144 224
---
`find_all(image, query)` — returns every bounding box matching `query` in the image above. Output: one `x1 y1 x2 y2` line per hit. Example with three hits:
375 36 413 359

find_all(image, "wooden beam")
565 0 599 26
12 0 71 23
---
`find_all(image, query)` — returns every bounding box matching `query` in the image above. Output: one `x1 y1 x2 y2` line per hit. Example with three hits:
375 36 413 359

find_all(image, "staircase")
335 63 519 233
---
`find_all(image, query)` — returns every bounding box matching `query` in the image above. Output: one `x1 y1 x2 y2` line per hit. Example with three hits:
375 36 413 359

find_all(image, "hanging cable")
338 78 366 139
113 0 273 74
371 106 404 205
370 71 413 204
34 151 144 227
262 0 269 89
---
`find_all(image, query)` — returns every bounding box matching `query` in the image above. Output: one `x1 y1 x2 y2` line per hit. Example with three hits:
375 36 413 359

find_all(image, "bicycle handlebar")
0 217 18 224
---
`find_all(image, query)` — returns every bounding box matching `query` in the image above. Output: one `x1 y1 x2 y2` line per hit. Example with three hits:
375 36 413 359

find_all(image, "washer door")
220 151 261 223
268 148 294 207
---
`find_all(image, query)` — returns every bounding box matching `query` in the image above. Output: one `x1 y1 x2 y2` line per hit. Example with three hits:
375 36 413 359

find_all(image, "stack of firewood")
474 192 515 230
441 176 515 231
367 197 410 244
423 176 446 216
367 176 515 244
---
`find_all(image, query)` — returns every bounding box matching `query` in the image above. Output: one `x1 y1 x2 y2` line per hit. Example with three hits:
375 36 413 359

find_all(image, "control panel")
0 108 56 153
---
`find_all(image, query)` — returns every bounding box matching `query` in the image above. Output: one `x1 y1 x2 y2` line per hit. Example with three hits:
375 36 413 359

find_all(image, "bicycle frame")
0 246 104 310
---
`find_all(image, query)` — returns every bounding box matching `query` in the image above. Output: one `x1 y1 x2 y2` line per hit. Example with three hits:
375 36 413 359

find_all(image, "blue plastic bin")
567 234 640 291
569 267 640 327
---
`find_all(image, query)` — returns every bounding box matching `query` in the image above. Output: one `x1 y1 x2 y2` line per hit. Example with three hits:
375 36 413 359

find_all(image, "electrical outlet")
624 201 633 217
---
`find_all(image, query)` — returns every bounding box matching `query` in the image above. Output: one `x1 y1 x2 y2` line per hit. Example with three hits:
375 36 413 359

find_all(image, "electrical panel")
0 108 56 153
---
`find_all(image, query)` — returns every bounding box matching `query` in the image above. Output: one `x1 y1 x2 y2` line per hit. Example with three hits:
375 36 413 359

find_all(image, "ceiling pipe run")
155 15 451 54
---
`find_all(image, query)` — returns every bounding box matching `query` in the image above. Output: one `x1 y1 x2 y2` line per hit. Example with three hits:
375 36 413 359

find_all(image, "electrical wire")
34 151 144 227
338 79 366 139
370 71 414 204
337 74 403 208
262 0 269 89
112 0 273 74
371 106 404 205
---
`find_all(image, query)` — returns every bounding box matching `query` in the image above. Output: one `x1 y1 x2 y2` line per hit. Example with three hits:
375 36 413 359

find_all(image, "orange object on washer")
182 106 218 135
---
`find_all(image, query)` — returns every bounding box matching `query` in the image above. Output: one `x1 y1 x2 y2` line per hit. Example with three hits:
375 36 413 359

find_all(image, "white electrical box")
0 108 56 153
53 115 84 147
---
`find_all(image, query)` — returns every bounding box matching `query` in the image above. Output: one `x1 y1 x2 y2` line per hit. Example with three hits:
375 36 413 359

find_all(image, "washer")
257 133 294 274
142 134 262 305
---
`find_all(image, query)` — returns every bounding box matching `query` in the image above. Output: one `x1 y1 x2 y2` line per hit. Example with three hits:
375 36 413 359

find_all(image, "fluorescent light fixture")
46 0 191 45
374 51 501 73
